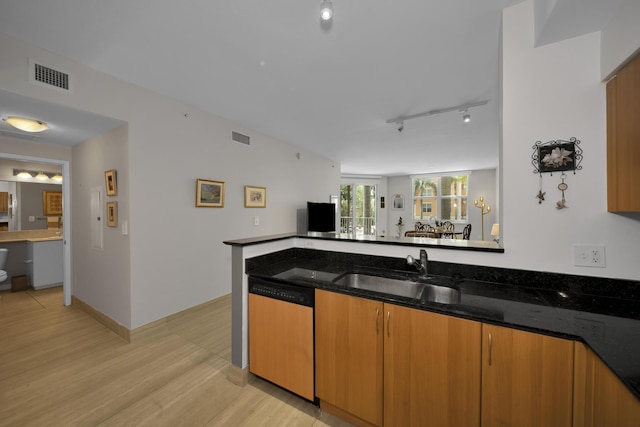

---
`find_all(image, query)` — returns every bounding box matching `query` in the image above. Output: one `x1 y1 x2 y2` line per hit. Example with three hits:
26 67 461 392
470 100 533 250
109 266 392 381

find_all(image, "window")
340 183 376 235
412 174 468 222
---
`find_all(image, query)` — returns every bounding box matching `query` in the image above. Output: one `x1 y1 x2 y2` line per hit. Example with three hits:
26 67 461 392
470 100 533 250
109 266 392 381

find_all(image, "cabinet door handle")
375 308 379 334
488 333 493 366
387 311 391 337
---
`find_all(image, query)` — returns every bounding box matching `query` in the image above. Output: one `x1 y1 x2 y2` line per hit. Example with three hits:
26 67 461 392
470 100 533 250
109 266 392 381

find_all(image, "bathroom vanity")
27 239 63 290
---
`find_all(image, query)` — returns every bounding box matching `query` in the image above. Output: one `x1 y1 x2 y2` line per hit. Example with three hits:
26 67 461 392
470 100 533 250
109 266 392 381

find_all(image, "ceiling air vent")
29 59 72 92
232 131 250 146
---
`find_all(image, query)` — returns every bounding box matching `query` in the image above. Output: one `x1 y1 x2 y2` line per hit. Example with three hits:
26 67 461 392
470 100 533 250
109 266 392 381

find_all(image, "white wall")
601 0 640 79
501 0 640 280
72 125 131 327
0 32 340 329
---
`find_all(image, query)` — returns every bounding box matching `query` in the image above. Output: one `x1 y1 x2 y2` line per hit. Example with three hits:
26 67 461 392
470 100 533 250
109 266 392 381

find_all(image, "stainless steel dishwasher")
248 277 315 401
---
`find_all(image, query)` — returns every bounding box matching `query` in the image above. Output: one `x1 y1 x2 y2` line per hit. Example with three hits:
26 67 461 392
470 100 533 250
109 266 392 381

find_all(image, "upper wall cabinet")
607 53 640 212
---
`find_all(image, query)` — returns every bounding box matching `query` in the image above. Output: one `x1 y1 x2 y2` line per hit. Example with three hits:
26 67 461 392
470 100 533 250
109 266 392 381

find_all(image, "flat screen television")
307 202 336 232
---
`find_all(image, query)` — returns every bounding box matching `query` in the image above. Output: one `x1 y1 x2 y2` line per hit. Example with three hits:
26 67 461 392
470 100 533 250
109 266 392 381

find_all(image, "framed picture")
196 178 225 208
532 138 582 175
392 194 404 210
42 190 63 216
244 185 266 208
106 201 118 227
105 170 117 196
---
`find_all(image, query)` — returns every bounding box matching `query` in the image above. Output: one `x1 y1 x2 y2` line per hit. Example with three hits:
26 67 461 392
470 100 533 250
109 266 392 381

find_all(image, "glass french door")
340 184 376 235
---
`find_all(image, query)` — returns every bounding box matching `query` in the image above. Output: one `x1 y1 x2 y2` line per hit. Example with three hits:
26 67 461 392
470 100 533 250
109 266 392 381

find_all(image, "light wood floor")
0 287 352 427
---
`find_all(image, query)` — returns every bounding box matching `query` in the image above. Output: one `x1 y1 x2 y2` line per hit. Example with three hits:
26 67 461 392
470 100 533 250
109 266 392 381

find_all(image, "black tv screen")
307 202 336 232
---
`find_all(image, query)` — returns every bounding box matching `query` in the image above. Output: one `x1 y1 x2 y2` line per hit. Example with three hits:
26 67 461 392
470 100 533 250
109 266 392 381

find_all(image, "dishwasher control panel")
249 277 314 307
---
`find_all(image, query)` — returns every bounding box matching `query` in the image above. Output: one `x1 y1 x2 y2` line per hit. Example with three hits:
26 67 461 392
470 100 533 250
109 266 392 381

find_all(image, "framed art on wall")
105 170 117 196
43 190 63 216
106 201 118 227
244 185 266 208
196 178 225 207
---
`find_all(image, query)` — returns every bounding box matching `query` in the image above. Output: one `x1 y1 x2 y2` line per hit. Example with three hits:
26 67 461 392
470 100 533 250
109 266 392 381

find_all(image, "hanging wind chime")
531 137 583 210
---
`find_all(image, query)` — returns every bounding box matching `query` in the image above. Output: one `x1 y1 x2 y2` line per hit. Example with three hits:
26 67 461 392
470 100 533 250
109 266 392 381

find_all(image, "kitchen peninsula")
225 233 640 425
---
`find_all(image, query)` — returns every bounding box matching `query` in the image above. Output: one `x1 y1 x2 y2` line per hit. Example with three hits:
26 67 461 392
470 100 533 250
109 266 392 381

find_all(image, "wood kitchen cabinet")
0 192 8 213
573 342 640 427
384 303 481 427
607 53 640 212
315 290 383 427
481 324 575 427
315 290 481 427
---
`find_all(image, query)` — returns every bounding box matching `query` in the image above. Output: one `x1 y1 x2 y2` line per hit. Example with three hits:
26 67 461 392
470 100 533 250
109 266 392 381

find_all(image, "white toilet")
0 248 8 283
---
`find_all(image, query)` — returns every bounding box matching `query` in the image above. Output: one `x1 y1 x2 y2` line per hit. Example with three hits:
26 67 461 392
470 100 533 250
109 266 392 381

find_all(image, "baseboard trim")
72 296 131 342
228 364 250 387
73 293 232 345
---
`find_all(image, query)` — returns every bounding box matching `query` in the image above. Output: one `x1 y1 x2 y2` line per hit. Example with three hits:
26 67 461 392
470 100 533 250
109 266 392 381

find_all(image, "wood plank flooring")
0 288 352 427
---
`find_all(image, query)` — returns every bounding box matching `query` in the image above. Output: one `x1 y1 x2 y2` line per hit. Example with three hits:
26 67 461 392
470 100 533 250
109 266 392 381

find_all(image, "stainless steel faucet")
407 249 428 278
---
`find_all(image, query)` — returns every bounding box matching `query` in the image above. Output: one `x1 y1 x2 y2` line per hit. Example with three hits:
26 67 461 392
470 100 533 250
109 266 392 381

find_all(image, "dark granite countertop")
245 248 640 401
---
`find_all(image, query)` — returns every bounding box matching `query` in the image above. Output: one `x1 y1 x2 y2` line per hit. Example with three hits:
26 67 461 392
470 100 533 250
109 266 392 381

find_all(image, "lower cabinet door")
315 290 383 426
574 342 640 427
481 324 574 427
384 303 481 427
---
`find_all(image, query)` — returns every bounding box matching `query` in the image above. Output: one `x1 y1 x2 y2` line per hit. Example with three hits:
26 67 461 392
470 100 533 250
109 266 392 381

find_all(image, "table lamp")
491 223 500 244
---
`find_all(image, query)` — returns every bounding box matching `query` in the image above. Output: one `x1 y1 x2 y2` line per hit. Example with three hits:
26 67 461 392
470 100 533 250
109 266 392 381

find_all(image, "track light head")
320 1 333 20
397 121 404 132
462 110 471 123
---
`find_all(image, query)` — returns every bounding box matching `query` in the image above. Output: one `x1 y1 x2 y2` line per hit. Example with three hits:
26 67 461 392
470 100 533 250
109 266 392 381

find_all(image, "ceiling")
0 0 621 176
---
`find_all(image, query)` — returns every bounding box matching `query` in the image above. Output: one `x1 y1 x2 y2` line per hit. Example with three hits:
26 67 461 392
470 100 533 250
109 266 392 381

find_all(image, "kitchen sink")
334 273 461 304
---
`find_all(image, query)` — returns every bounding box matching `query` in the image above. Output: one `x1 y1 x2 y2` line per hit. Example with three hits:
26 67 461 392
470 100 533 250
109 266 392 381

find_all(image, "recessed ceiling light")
3 116 49 132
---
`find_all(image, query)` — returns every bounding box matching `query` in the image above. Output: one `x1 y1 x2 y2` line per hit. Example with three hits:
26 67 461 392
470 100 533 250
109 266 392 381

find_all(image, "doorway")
340 183 377 236
0 152 71 306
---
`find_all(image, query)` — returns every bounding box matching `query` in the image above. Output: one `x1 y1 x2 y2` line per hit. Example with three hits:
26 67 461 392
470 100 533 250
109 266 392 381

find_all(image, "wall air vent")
232 131 250 146
29 59 72 92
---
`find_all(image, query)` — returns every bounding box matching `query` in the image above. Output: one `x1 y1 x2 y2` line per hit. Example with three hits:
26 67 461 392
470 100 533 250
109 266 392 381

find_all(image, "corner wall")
501 0 640 280
0 31 340 329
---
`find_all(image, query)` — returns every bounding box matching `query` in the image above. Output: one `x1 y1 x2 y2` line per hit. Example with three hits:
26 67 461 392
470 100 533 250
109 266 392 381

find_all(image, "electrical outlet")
573 244 606 268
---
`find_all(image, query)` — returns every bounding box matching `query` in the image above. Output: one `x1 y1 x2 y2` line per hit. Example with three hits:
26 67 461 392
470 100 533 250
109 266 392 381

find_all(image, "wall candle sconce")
474 196 491 240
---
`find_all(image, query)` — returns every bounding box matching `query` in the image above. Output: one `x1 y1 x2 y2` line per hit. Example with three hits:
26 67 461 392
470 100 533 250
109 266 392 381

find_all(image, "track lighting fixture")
320 0 333 21
386 100 488 131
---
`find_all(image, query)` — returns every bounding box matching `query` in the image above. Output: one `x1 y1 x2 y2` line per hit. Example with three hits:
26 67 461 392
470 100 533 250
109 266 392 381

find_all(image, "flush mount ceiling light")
36 172 49 180
320 0 333 21
52 173 63 182
17 170 33 179
386 100 488 131
3 116 49 133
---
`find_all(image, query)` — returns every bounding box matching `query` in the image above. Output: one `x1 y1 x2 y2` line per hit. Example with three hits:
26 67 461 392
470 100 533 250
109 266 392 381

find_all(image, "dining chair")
441 221 455 239
462 223 472 240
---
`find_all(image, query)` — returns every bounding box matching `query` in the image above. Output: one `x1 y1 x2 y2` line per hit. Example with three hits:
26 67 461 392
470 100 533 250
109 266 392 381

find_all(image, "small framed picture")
392 194 404 210
106 201 118 227
42 190 63 216
244 185 266 208
105 170 117 196
537 142 576 173
196 179 225 208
